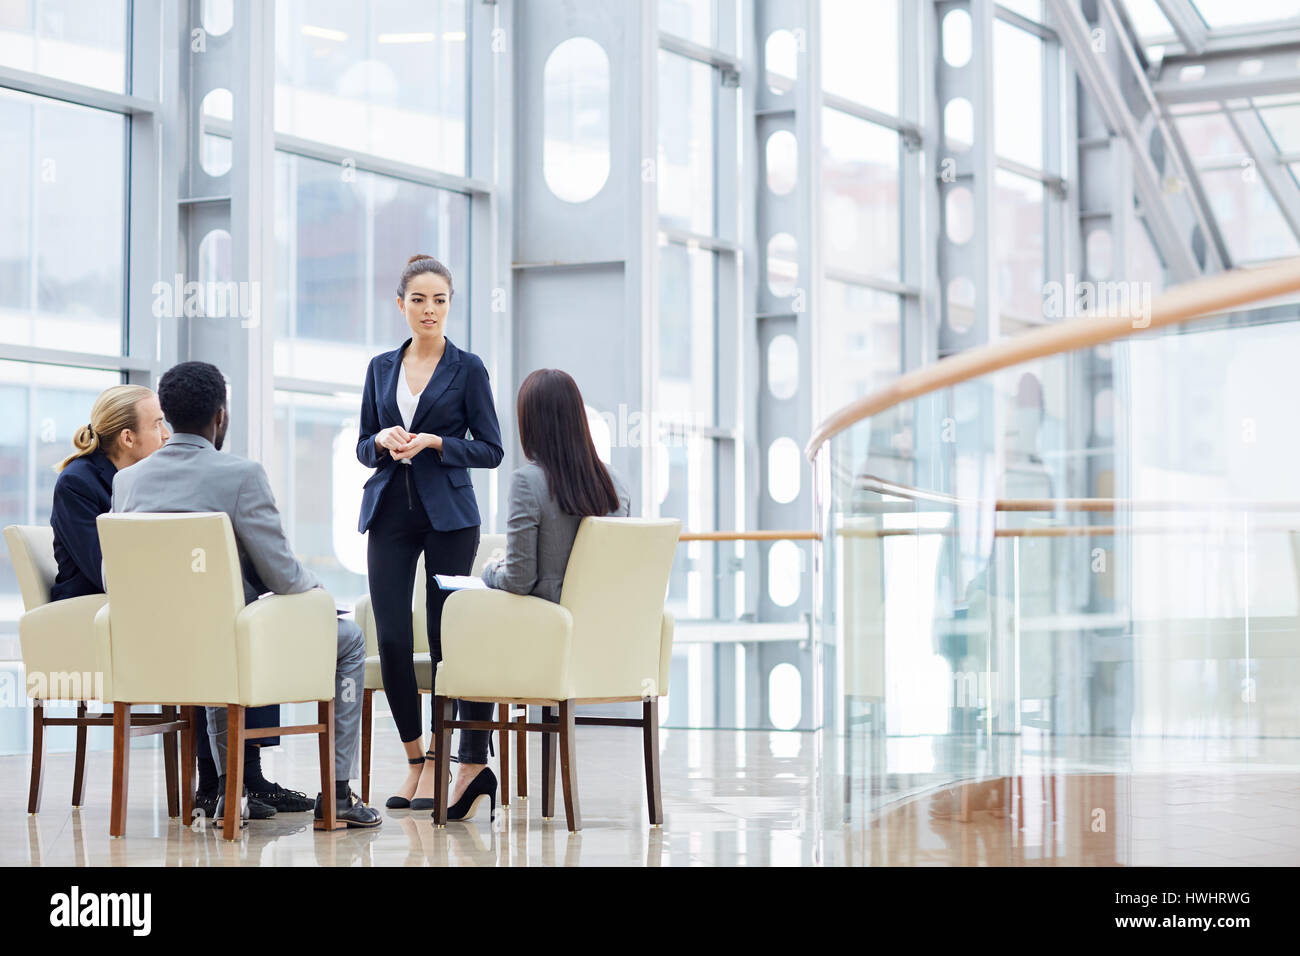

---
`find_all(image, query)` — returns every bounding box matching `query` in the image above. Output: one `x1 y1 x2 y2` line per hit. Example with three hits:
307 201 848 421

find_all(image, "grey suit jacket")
111 432 319 605
482 462 630 604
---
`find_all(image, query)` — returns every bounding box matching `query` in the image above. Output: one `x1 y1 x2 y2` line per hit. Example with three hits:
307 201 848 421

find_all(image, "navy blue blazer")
50 449 116 601
357 337 504 533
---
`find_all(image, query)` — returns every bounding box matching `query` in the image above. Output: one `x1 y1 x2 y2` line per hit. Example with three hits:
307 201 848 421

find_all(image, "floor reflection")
6 727 1298 865
846 772 1300 865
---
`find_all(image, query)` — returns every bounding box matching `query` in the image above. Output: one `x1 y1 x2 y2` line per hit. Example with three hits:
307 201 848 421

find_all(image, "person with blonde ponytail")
49 384 169 602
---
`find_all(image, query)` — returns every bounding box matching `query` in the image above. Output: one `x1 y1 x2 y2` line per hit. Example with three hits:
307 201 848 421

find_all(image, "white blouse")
395 361 424 464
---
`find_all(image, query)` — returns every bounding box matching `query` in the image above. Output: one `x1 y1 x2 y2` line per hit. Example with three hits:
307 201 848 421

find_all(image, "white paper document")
434 574 488 591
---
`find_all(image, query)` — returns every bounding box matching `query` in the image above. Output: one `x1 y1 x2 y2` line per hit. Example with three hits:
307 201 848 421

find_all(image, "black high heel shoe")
386 756 427 809
409 751 456 811
440 766 497 823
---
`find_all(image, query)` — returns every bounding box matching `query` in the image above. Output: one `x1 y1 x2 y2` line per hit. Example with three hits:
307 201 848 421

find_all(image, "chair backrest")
96 512 246 704
3 525 57 611
473 533 506 576
412 553 428 654
559 517 680 698
408 534 506 655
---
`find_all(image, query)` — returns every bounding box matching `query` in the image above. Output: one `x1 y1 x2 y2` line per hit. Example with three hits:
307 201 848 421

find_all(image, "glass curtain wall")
268 0 472 610
0 3 135 652
818 0 904 421
656 4 739 625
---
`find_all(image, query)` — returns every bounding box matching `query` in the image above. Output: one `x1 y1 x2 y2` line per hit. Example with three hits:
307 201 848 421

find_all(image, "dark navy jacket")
356 337 504 533
53 445 282 744
50 449 116 602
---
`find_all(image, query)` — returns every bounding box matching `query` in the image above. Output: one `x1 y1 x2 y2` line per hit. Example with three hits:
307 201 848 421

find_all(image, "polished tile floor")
6 726 824 866
6 726 1300 865
842 771 1300 866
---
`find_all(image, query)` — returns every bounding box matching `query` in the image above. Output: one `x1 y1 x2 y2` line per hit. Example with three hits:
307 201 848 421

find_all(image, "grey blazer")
482 462 630 604
111 432 319 605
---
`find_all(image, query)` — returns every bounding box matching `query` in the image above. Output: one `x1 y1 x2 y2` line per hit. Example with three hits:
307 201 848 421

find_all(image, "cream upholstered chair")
354 534 507 804
96 512 343 841
3 525 181 816
431 517 679 832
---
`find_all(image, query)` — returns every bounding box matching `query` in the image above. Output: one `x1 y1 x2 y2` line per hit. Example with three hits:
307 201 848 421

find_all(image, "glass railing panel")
819 306 1300 847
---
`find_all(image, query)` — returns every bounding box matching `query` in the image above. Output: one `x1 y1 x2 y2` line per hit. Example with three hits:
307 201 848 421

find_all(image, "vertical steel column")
468 0 515 531
180 0 275 462
510 0 656 515
753 0 819 729
712 0 748 726
125 0 181 383
936 0 996 356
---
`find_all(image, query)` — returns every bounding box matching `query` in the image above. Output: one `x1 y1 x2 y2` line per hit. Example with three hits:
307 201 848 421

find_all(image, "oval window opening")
765 29 797 95
765 129 797 195
947 277 976 334
200 88 233 177
768 663 802 730
944 97 973 152
767 232 798 298
202 0 233 37
768 437 801 504
768 539 801 607
767 333 798 399
942 9 972 68
945 187 974 244
543 37 611 203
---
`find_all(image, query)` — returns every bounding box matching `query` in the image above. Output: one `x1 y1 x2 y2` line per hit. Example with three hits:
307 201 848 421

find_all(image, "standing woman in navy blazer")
358 253 504 813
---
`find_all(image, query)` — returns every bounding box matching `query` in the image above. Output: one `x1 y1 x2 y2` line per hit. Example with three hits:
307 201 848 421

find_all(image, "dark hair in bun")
397 254 455 299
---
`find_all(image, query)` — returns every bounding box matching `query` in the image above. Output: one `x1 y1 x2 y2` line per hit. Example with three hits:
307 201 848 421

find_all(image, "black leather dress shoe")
314 789 383 828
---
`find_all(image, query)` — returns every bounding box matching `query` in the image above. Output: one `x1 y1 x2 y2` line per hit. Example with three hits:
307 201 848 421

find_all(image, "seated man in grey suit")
112 361 380 829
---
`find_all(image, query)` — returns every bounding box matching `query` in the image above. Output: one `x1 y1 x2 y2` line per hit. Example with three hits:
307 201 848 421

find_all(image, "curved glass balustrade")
809 262 1300 862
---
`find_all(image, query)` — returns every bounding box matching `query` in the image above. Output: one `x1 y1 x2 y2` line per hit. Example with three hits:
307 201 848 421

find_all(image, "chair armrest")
235 589 338 707
438 588 574 700
93 603 114 702
656 610 674 698
17 594 109 701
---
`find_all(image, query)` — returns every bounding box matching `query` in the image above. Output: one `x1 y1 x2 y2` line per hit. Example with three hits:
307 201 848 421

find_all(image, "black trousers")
367 465 493 763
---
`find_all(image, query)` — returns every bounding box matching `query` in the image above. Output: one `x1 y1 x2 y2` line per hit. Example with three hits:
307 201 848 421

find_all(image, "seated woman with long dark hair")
450 369 630 822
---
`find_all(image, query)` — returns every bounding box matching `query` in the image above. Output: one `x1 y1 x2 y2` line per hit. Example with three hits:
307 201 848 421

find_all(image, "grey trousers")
206 617 366 783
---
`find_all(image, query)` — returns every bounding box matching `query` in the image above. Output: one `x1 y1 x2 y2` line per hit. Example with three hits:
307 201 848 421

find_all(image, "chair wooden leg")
541 705 556 820
315 699 341 831
71 701 87 808
516 706 528 800
28 699 45 814
643 697 663 826
110 703 131 838
180 707 196 826
360 688 373 806
498 702 511 808
222 705 245 842
557 699 581 832
162 705 179 818
432 696 453 826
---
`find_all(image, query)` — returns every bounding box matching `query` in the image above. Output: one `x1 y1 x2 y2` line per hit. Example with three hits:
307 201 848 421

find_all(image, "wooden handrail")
679 530 821 542
852 476 1300 513
805 258 1300 461
838 524 1300 538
